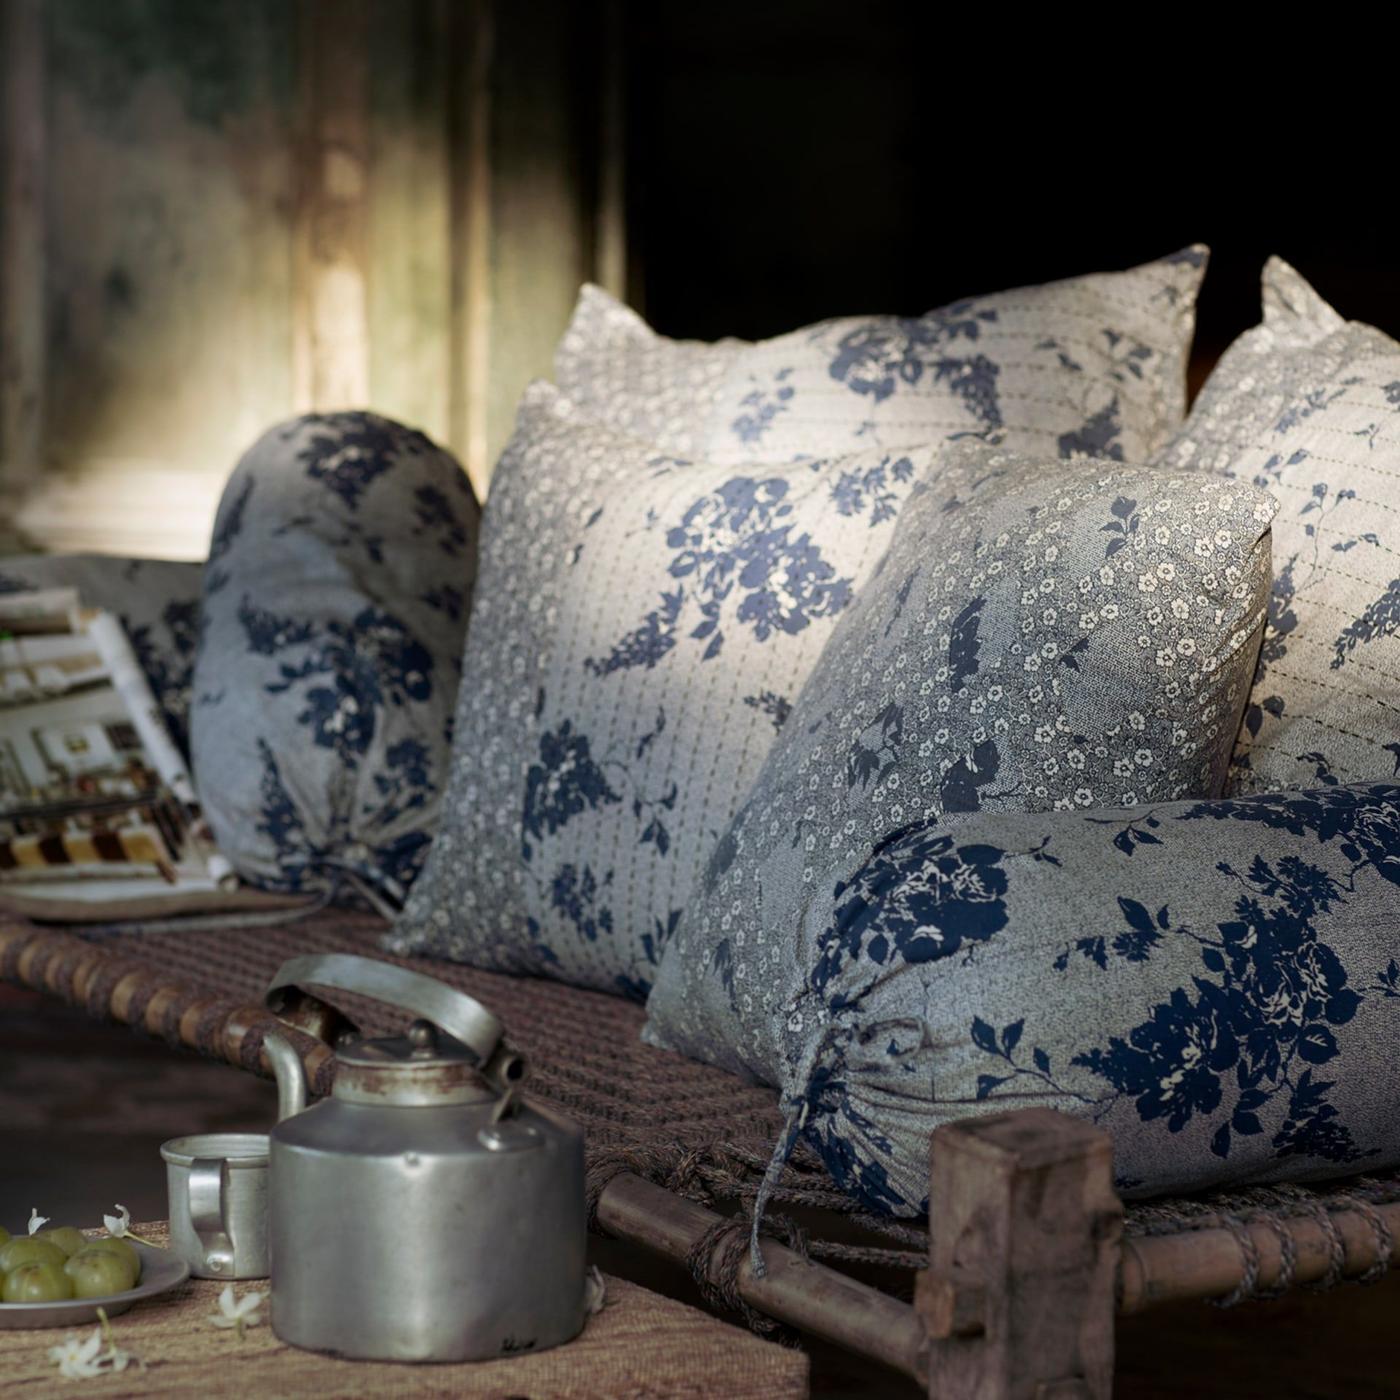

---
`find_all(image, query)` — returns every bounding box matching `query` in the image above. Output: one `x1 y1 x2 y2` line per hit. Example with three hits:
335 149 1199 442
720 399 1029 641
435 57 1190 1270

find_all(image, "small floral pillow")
556 248 1208 467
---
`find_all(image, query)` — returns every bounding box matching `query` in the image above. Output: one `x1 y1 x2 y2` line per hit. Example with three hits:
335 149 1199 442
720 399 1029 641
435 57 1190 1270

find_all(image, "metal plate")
0 1242 189 1329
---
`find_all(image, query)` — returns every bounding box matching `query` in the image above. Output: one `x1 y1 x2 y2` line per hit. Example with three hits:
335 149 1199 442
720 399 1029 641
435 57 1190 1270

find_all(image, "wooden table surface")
0 1224 809 1399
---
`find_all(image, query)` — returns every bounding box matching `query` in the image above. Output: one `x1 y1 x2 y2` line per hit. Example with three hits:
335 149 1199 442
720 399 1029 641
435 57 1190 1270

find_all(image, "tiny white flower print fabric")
556 248 1208 468
1160 258 1400 793
390 384 949 997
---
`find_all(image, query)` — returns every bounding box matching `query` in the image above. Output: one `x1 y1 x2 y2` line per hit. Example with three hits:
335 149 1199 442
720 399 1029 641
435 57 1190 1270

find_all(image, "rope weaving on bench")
4 910 1399 1320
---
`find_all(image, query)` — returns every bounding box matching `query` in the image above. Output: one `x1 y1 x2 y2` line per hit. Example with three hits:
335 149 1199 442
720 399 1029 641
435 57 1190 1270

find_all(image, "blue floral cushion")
189 412 479 903
1158 259 1400 794
555 248 1208 467
388 384 959 997
0 554 201 755
645 783 1400 1213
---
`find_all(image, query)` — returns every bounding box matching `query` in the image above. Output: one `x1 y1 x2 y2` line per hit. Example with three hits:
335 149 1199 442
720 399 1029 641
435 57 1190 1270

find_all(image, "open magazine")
0 588 296 921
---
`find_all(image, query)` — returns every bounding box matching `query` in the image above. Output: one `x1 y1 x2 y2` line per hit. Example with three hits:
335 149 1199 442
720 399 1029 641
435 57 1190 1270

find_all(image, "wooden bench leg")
917 1108 1121 1400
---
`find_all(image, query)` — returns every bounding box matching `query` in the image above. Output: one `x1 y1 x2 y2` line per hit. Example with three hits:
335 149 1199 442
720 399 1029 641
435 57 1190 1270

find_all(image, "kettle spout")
263 1032 308 1122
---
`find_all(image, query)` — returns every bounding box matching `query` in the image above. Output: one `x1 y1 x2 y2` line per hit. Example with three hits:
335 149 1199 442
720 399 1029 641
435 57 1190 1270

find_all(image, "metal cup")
160 1132 270 1279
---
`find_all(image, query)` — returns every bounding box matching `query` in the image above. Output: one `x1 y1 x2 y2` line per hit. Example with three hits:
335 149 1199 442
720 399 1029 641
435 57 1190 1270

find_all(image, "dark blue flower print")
947 597 984 690
253 739 316 889
587 588 682 677
412 484 471 557
418 584 465 622
295 412 436 510
206 476 254 593
521 720 622 861
743 690 792 732
799 1061 915 1215
1059 398 1124 461
938 739 1001 813
589 476 854 673
1332 577 1400 669
1099 494 1139 558
1072 840 1369 1162
829 455 916 527
369 738 435 827
1075 984 1234 1132
123 597 199 756
239 600 435 762
731 367 794 445
827 304 1002 431
812 826 1011 994
550 863 614 943
1178 783 1400 888
847 702 903 791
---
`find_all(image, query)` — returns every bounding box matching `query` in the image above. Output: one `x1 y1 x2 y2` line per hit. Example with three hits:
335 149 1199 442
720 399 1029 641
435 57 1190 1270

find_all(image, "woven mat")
0 1224 809 1399
0 912 785 1159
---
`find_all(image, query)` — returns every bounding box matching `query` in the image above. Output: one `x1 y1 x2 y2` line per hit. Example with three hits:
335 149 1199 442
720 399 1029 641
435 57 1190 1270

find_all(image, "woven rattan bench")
5 912 1398 1399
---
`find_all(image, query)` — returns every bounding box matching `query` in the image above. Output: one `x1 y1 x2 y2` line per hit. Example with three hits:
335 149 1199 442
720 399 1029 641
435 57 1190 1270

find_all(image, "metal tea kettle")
262 953 586 1362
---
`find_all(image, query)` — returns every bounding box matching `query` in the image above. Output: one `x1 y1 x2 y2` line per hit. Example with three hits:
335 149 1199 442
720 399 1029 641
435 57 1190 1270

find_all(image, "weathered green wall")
0 0 619 558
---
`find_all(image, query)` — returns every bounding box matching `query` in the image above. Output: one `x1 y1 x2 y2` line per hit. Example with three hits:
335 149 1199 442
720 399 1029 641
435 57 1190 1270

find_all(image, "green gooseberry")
83 1236 141 1280
2 1260 75 1303
0 1226 9 1248
35 1226 86 1259
65 1248 138 1298
0 1237 66 1274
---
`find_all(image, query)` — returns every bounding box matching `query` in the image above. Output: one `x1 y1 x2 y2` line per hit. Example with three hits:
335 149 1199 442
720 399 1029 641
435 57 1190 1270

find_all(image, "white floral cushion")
389 384 954 997
555 249 1208 467
1158 258 1400 794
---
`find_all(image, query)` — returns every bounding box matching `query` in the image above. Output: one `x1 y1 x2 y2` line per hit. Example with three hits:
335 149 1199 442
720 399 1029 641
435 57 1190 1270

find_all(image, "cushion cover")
1159 258 1400 792
190 412 479 901
389 384 951 996
646 783 1400 1213
555 249 1209 467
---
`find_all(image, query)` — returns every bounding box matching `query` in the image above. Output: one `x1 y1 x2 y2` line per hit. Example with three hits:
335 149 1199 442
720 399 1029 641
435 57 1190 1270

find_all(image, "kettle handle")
265 953 504 1066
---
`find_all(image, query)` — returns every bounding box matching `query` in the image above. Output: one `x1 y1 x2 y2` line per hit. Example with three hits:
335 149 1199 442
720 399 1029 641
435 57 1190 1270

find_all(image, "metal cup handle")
187 1157 235 1277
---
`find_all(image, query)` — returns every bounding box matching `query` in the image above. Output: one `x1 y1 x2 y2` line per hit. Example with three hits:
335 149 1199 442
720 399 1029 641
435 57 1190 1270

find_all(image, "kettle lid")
333 1021 523 1107
265 954 526 1108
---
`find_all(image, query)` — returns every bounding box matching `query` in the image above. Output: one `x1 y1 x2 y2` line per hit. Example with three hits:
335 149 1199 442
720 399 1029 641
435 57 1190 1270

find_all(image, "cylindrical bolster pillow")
190 412 479 901
645 783 1400 1214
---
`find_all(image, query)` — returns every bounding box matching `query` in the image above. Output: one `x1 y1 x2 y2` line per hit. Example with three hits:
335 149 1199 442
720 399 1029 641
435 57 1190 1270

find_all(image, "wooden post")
292 0 372 414
0 0 45 530
919 1108 1121 1400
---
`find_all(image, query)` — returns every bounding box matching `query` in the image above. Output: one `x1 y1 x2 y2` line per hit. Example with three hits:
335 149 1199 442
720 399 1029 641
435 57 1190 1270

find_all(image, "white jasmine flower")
210 1284 268 1339
48 1329 106 1380
28 1208 49 1236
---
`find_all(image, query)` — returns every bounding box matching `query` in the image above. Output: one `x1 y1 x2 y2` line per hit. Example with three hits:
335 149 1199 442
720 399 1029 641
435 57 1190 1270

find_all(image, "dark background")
623 3 1394 382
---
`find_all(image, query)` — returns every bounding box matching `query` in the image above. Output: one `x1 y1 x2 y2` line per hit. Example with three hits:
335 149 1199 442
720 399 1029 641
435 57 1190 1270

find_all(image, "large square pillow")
0 554 201 754
644 783 1400 1215
555 248 1208 466
389 383 950 996
1158 259 1400 793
